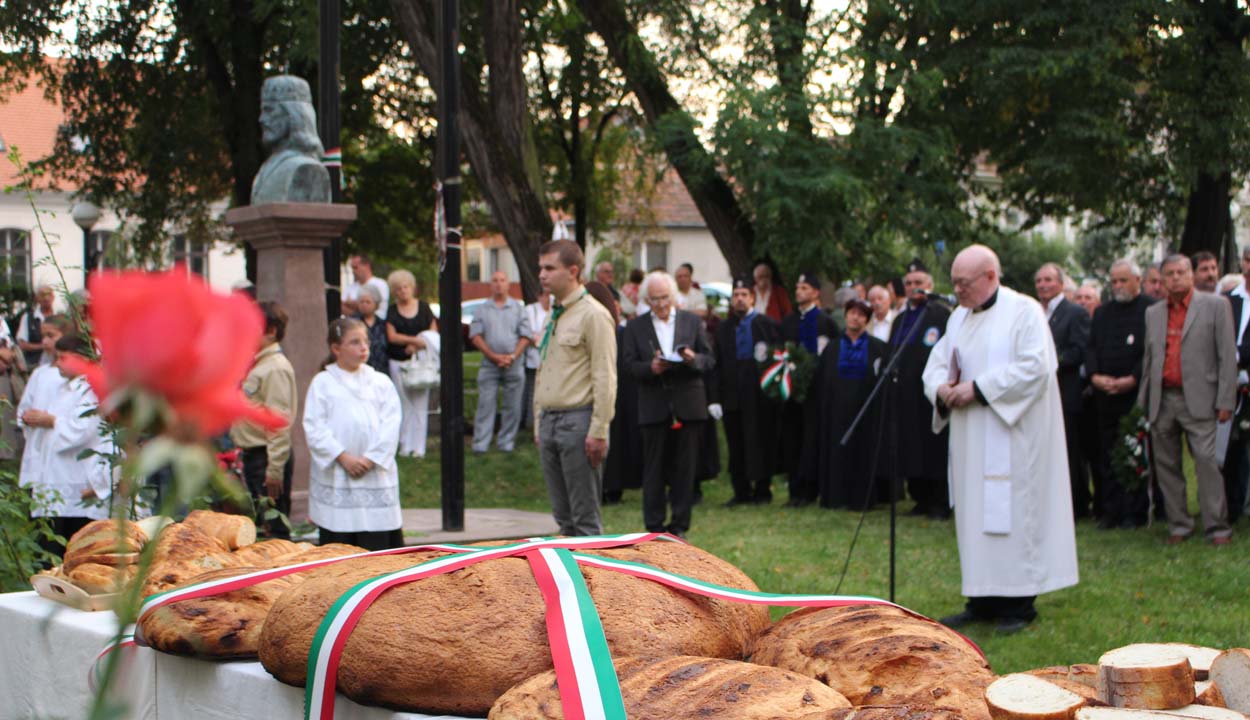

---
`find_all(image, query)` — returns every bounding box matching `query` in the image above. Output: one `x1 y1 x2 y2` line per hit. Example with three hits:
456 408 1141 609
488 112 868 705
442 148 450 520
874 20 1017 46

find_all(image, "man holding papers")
922 244 1079 634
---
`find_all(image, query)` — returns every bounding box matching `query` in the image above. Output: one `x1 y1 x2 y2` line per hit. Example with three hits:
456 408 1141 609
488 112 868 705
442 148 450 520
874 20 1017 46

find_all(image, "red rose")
61 268 287 436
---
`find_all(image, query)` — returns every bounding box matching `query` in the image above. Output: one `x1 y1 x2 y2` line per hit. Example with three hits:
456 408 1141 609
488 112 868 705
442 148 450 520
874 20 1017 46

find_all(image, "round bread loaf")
139 523 239 599
489 655 851 720
750 605 993 720
183 509 256 551
230 539 302 566
259 541 771 715
138 543 366 659
797 707 971 720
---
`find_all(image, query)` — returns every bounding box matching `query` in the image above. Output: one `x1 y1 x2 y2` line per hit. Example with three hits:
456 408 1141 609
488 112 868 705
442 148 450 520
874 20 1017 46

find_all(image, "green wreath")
1110 405 1149 493
757 341 818 404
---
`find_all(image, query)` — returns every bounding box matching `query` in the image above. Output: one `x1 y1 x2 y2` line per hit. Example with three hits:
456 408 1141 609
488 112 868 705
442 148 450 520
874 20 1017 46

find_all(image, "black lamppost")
71 201 101 282
319 0 343 324
437 0 465 531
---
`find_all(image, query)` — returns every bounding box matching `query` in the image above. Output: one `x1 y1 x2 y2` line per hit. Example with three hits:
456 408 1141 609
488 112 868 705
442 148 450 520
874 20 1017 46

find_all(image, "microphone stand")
837 300 931 603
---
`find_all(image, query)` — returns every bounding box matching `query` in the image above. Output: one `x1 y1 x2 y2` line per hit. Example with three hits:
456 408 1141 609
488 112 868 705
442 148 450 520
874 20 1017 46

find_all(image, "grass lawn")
400 353 1250 676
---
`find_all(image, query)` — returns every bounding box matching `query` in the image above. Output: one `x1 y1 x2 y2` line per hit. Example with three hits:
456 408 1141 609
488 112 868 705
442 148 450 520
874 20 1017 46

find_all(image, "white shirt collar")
1045 294 1063 319
651 311 677 355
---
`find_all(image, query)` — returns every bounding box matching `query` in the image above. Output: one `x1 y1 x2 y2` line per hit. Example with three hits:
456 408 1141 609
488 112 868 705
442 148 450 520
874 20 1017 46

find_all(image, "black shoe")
1119 517 1144 530
938 610 982 629
908 504 928 517
666 528 687 539
753 495 773 505
723 497 753 508
995 617 1031 634
926 509 951 521
785 497 813 508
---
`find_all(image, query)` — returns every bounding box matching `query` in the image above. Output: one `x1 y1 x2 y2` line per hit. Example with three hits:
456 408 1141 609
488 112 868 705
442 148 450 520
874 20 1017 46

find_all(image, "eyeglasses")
951 271 987 289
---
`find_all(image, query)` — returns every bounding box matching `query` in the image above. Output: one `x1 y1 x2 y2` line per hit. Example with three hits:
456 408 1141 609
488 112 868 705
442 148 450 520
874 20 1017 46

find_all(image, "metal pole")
318 0 344 322
438 0 465 531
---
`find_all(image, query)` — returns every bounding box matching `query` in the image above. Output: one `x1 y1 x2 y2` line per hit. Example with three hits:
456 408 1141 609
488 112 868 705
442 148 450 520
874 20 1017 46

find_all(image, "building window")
466 246 482 282
86 230 124 271
0 228 31 292
631 241 670 273
171 234 209 277
489 247 500 276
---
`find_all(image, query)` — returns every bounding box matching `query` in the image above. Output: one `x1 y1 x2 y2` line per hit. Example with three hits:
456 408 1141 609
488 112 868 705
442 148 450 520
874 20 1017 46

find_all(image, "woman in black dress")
385 269 437 457
354 284 390 375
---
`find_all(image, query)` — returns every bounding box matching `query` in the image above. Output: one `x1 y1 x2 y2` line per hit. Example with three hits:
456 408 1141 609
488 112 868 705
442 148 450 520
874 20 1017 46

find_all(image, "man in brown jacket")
231 301 298 537
1139 254 1238 545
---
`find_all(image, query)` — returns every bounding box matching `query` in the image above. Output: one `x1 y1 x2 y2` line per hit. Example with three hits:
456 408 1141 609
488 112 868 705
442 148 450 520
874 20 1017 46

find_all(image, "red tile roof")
0 73 67 188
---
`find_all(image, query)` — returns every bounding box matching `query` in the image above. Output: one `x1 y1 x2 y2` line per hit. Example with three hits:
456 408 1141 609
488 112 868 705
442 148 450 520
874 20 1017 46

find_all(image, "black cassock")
604 324 643 501
800 332 890 510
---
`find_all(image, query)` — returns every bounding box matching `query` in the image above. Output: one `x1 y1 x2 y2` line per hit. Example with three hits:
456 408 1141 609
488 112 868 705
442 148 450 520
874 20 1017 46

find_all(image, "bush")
0 473 63 592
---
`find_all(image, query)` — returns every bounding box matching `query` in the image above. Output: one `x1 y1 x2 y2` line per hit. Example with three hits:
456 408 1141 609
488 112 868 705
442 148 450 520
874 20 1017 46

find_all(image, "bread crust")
183 509 257 551
258 541 772 715
488 655 852 720
1098 646 1195 709
986 674 1088 720
64 520 147 571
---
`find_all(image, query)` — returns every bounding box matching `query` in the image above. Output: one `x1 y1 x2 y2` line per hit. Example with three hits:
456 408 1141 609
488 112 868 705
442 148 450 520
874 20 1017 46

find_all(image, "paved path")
401 507 558 544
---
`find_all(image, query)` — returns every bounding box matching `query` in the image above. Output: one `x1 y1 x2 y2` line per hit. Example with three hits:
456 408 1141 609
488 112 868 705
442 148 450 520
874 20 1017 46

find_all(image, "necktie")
539 303 567 361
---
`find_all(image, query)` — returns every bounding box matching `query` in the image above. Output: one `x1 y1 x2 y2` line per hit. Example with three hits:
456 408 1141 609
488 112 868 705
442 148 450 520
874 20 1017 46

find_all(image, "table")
0 592 469 720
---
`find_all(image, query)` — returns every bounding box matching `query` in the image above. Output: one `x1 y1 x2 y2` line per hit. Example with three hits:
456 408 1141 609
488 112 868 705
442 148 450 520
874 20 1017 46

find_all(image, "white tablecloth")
0 591 469 720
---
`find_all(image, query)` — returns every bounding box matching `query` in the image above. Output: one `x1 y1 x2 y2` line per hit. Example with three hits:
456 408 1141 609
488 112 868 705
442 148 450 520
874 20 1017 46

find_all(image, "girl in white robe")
304 317 404 550
18 331 115 544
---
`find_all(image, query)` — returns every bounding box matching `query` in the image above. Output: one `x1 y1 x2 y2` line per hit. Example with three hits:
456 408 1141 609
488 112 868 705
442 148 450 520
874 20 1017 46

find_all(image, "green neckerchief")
539 288 586 361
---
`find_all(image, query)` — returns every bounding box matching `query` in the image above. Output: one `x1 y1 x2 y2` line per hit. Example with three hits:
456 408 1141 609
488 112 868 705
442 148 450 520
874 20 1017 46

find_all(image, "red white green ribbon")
526 548 626 720
760 348 793 400
88 632 136 693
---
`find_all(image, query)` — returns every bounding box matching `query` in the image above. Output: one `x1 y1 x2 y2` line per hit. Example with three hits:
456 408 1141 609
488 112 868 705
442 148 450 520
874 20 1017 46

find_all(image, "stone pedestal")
225 202 357 522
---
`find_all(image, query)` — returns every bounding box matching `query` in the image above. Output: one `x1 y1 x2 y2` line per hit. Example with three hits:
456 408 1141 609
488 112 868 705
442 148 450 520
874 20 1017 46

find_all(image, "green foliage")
981 232 1073 295
0 473 62 592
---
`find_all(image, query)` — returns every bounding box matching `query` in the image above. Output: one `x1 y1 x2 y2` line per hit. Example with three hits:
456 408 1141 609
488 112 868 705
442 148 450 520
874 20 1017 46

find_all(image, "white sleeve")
51 383 99 454
14 314 27 343
973 306 1057 427
302 374 345 470
15 369 37 430
363 374 402 469
922 331 953 433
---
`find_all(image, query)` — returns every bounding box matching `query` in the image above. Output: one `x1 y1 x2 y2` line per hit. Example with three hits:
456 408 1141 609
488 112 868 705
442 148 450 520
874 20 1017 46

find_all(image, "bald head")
950 245 1001 309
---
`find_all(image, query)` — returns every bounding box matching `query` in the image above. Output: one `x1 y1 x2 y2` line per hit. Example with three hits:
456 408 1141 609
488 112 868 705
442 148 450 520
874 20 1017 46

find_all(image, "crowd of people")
12 237 1249 627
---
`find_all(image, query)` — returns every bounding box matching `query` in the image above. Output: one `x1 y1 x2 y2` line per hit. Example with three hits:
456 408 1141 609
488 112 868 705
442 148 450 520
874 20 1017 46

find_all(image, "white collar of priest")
973 289 999 314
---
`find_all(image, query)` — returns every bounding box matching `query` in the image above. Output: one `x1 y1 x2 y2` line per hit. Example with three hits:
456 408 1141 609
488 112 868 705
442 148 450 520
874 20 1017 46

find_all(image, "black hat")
732 274 754 290
906 257 928 274
795 270 822 289
844 297 872 318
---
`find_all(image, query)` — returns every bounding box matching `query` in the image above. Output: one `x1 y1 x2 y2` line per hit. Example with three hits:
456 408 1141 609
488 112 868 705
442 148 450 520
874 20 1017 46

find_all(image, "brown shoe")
1165 534 1189 546
1211 536 1232 546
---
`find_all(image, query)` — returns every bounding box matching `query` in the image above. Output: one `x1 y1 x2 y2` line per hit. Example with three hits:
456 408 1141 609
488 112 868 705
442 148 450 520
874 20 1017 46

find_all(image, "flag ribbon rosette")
760 347 793 401
99 534 983 720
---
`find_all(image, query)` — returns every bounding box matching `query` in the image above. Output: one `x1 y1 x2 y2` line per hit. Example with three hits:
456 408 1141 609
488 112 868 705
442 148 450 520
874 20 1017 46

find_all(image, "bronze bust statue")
251 76 332 205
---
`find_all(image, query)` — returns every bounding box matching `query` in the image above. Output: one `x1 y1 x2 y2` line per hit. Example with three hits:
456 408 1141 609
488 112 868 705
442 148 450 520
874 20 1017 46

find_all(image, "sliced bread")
1098 645 1196 709
987 674 1089 720
1210 649 1250 716
1196 681 1227 708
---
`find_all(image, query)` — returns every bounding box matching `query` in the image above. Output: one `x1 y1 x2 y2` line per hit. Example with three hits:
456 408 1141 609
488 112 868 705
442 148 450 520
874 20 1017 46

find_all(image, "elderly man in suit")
1036 262 1093 518
1140 254 1238 545
621 271 715 537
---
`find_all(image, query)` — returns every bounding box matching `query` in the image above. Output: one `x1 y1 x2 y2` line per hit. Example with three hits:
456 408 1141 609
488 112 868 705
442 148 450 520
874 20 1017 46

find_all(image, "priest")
922 244 1079 634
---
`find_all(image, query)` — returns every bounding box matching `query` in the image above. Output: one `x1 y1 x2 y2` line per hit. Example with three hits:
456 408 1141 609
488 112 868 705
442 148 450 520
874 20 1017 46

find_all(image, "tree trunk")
390 0 549 301
1179 170 1231 262
577 0 755 278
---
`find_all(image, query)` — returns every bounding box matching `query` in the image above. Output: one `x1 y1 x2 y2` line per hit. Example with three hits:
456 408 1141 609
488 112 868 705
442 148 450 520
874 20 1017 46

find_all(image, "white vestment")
303 364 403 533
17 367 114 518
922 286 1079 597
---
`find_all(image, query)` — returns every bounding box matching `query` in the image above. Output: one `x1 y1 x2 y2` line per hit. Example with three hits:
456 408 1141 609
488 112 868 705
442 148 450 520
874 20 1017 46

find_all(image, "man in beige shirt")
231 301 298 537
534 240 618 536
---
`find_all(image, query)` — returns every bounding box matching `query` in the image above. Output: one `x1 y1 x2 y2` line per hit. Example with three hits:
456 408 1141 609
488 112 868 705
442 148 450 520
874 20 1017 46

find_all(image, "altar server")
304 317 403 551
922 244 1079 634
19 328 114 543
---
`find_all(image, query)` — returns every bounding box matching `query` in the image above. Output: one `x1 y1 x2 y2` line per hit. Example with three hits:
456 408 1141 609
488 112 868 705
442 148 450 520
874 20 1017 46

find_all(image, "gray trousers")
473 361 525 452
540 407 604 536
1152 389 1231 539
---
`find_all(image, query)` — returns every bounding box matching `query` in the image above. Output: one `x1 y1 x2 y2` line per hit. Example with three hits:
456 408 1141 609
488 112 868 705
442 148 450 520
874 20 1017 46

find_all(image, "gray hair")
1079 279 1102 295
1161 253 1191 272
641 271 678 301
1109 258 1141 277
358 283 383 305
1036 262 1069 284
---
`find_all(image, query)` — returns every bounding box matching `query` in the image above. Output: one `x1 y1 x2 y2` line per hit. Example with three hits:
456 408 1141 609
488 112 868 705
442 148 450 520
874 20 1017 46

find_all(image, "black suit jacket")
709 311 782 412
622 310 715 425
1225 292 1250 369
1049 297 1091 414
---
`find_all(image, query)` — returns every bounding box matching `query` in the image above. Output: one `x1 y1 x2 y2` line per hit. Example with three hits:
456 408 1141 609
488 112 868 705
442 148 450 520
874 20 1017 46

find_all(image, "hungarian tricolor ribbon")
92 532 982 720
319 148 342 168
760 348 793 400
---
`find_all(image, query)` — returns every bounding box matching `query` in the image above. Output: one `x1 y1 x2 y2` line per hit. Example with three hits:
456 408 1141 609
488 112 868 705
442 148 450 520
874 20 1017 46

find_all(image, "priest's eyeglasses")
951 270 989 289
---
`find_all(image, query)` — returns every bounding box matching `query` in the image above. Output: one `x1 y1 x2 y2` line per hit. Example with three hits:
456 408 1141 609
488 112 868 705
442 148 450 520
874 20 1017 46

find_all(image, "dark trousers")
240 446 293 539
1096 395 1148 526
319 527 404 551
1222 430 1248 525
966 595 1037 621
1080 394 1107 517
521 368 537 430
641 421 700 534
1064 409 1090 517
906 474 949 515
724 411 773 502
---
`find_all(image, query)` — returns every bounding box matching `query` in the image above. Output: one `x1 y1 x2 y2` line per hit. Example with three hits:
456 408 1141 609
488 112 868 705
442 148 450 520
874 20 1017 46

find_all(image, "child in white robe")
303 317 403 550
18 322 114 546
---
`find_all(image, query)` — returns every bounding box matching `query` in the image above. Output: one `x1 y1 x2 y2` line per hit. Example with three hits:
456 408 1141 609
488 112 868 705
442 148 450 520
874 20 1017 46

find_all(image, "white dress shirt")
651 311 676 356
1045 294 1063 320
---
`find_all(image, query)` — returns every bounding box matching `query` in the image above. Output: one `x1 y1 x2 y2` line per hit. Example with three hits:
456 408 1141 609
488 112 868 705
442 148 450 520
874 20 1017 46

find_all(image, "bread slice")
1210 650 1250 716
1196 681 1227 708
183 510 257 551
1076 708 1202 720
987 674 1089 720
1028 666 1100 691
1156 706 1247 720
1099 645 1196 709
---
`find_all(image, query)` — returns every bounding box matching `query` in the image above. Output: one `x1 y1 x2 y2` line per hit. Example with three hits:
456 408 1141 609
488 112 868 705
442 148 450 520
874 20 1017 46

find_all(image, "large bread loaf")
750 605 994 720
137 543 364 659
797 707 969 720
183 509 256 550
64 519 147 571
139 523 238 599
488 655 852 720
258 541 771 715
1098 645 1195 709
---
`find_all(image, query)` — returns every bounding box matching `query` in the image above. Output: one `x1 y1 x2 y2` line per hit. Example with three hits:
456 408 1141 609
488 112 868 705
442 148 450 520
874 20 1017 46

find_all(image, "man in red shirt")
1139 254 1238 545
